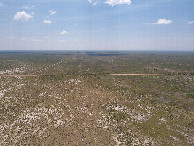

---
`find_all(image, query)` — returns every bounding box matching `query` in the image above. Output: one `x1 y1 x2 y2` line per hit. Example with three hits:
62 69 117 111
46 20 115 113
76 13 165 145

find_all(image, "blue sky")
0 0 194 50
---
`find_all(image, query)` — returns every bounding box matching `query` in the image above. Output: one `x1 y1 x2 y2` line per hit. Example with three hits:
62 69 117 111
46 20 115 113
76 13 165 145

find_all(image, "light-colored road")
0 74 161 77
108 74 161 76
33 60 65 75
0 75 38 77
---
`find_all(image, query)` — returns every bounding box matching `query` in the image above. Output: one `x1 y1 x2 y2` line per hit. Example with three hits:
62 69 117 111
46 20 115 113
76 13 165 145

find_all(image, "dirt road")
0 74 161 77
0 75 38 77
108 74 161 76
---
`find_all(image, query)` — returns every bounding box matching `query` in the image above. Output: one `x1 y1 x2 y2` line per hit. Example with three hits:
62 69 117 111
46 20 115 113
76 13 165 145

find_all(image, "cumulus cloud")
88 0 98 5
14 11 33 22
31 12 35 15
93 2 98 5
49 10 56 15
154 19 172 24
88 0 92 4
105 0 131 6
60 30 69 35
188 21 194 25
43 20 52 23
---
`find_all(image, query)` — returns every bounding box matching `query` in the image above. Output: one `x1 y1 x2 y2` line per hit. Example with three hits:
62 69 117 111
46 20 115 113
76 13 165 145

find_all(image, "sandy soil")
0 74 161 77
0 75 38 77
108 74 161 76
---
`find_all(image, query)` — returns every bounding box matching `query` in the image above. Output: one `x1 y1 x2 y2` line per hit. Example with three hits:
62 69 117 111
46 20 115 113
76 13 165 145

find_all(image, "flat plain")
0 51 193 145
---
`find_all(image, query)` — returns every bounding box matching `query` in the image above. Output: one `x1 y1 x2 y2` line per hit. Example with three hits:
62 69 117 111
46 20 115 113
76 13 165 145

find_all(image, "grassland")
0 51 193 145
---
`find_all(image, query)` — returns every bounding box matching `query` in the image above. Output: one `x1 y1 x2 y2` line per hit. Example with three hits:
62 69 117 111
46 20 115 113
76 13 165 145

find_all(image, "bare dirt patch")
108 74 161 76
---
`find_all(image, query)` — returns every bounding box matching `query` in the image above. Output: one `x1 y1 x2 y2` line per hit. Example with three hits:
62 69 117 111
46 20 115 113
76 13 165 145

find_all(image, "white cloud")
22 6 34 10
154 19 172 24
93 2 98 5
105 0 131 6
14 11 33 22
60 30 69 35
49 10 56 15
188 21 194 25
43 20 52 24
88 0 92 4
22 6 30 10
88 0 98 6
0 2 3 6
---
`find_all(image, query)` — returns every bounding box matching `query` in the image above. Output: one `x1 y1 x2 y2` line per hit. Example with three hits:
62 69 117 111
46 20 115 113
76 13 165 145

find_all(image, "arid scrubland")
0 51 193 145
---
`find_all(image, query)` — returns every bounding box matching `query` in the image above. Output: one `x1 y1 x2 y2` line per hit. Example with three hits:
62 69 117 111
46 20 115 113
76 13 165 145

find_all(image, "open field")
0 51 194 145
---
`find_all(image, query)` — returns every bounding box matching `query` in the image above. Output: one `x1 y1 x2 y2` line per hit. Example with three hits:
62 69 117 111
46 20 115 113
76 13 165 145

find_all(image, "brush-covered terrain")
0 51 193 145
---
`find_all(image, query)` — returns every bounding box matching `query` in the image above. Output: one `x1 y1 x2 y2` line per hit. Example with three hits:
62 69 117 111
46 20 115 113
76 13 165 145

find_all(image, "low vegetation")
0 51 193 145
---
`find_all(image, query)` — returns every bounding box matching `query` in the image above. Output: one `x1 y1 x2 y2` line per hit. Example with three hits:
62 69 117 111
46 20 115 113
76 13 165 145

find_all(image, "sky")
0 0 194 51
